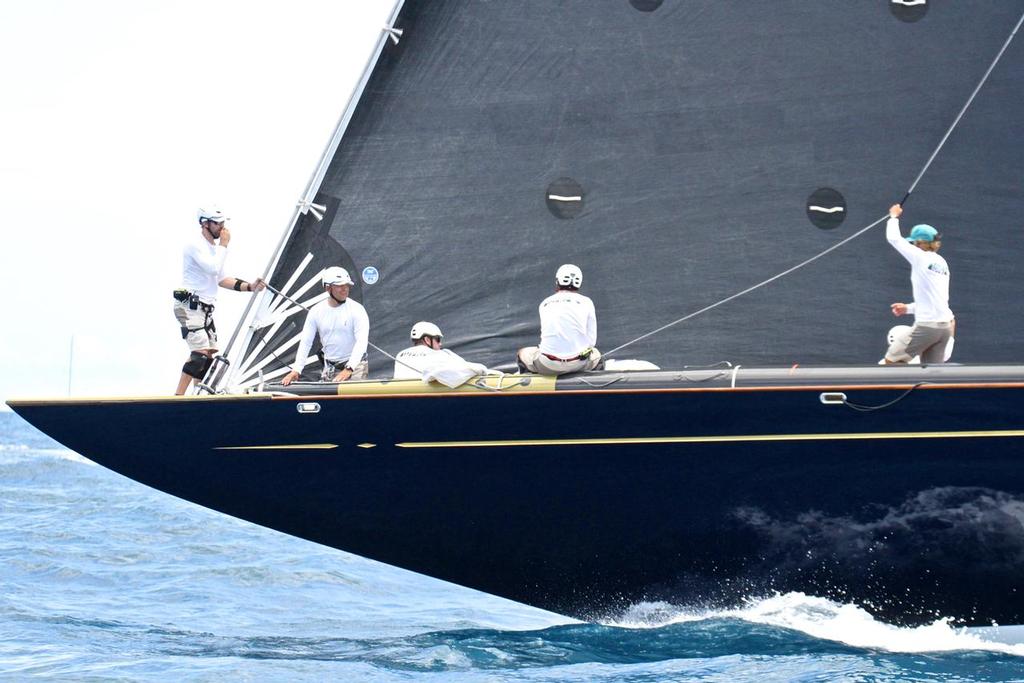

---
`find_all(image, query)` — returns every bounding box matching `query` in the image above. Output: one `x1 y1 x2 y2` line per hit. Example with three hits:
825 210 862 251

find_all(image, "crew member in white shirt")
281 266 370 384
883 204 954 364
517 264 601 375
393 322 486 380
174 206 265 395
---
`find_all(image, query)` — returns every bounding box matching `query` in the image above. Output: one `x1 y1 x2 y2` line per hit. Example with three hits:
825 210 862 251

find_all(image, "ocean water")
2 411 1024 682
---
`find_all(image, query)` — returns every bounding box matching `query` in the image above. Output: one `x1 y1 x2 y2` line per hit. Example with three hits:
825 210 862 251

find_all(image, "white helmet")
410 321 443 340
321 266 354 287
555 264 583 288
887 325 913 347
197 206 227 224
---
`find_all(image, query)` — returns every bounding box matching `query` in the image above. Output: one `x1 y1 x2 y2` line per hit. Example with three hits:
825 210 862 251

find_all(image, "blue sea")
3 411 1024 682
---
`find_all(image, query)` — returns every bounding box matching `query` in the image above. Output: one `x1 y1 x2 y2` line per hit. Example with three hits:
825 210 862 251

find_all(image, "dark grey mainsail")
234 1 1023 381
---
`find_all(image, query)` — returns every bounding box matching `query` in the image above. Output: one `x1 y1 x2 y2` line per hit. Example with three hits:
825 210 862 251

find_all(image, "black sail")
241 0 1024 379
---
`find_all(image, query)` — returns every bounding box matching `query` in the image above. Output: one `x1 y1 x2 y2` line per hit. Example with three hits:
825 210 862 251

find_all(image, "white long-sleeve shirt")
292 298 370 372
886 217 953 323
393 346 484 379
181 234 228 304
538 290 597 357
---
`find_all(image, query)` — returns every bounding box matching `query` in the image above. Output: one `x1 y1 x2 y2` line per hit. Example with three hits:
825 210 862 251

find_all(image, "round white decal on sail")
362 266 380 284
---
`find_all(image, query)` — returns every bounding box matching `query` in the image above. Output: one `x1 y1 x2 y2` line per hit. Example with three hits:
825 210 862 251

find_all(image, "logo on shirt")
928 262 948 276
361 266 379 284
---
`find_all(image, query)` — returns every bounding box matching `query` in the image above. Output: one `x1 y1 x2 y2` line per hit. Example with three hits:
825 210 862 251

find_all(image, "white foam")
608 592 1024 656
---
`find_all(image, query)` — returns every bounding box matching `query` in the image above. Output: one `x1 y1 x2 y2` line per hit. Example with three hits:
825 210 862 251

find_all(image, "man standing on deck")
517 264 602 375
281 266 369 385
883 204 954 364
174 206 265 395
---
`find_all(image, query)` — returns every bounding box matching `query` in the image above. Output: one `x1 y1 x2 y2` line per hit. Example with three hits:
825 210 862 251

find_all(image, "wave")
609 592 1024 656
23 601 1019 675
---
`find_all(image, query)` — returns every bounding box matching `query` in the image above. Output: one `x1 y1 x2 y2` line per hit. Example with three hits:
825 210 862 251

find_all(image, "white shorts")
173 300 217 352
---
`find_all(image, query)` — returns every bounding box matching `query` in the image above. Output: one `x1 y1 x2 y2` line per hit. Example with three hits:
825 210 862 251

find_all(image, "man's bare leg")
175 373 193 395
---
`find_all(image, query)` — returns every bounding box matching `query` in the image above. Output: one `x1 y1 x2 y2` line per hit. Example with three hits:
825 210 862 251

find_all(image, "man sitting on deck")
393 321 487 385
517 264 602 376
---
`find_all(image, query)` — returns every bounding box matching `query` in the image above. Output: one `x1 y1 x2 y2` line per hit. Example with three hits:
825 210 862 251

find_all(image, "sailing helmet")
887 325 913 347
197 206 227 224
321 266 354 287
410 321 443 340
555 264 583 289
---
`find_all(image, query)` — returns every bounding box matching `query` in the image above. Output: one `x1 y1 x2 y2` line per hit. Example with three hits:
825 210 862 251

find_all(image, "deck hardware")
297 402 321 414
819 392 847 405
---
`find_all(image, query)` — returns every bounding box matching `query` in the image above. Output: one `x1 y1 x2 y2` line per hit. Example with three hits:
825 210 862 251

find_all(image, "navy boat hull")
11 366 1024 626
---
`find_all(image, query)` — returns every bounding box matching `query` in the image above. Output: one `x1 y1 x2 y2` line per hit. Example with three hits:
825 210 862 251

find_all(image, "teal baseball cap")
907 224 940 242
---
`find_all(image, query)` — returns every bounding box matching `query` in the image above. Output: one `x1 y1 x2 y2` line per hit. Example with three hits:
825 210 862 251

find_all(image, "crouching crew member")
517 264 602 375
883 204 954 365
174 206 265 395
282 266 369 385
393 322 484 379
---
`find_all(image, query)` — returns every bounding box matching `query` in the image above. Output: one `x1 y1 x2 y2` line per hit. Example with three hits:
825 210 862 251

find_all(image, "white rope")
607 9 1024 359
603 214 888 357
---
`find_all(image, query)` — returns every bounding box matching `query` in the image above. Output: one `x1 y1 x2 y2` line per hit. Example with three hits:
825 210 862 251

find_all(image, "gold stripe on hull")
334 375 557 395
215 444 339 450
396 429 1024 449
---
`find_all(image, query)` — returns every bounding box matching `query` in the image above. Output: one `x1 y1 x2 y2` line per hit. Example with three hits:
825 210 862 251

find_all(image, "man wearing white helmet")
517 264 601 375
174 206 265 395
883 204 954 364
281 266 370 385
393 322 487 382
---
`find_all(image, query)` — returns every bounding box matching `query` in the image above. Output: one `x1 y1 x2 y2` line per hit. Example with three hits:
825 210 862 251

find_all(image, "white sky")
0 1 397 405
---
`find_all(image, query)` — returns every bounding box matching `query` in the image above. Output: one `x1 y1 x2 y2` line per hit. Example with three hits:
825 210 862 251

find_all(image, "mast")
221 0 408 388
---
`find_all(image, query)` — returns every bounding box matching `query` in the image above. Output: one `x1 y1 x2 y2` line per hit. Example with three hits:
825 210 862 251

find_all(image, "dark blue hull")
10 368 1024 626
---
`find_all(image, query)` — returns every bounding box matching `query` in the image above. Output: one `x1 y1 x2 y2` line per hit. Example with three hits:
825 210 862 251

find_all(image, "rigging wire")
259 283 411 372
605 8 1024 361
256 283 515 390
901 10 1024 206
602 214 888 358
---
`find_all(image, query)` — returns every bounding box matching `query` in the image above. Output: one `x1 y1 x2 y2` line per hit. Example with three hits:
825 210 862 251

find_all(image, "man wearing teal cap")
883 204 954 364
